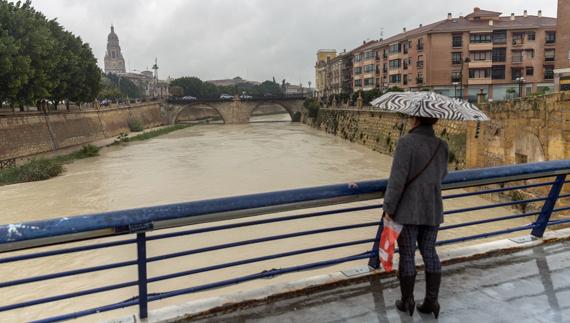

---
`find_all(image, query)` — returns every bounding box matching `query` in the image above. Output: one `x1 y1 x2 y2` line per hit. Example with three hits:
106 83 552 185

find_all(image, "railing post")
136 232 149 319
531 175 566 238
367 221 384 269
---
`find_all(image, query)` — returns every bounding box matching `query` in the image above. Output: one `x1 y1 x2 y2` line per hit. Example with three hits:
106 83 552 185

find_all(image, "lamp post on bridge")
516 77 526 98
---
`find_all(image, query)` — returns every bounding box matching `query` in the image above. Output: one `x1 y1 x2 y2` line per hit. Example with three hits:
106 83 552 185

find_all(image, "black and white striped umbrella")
370 91 489 121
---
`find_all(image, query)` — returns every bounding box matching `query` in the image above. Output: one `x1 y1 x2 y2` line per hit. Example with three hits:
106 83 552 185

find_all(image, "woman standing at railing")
383 116 449 318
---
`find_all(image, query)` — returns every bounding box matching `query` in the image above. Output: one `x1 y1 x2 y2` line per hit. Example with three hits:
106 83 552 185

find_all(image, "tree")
169 85 183 97
0 0 101 110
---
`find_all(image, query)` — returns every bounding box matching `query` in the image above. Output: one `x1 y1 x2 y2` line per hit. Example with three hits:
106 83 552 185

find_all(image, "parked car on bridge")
182 95 197 101
239 94 253 100
219 94 233 100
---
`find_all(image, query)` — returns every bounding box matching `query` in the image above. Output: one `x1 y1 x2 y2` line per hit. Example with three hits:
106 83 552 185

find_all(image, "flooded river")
0 114 531 321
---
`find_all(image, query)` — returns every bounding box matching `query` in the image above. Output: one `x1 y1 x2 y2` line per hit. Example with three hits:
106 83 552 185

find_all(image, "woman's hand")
348 182 359 190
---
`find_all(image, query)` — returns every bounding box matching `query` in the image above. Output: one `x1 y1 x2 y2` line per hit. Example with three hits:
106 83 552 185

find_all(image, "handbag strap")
387 138 442 216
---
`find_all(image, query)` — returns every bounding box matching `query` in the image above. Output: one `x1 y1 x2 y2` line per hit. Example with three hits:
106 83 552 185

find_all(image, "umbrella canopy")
370 91 489 121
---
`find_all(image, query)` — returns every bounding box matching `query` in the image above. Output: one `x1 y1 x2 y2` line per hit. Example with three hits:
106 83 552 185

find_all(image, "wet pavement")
191 240 570 323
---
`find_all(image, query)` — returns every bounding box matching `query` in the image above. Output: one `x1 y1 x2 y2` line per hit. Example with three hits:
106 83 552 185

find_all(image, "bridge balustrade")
1 161 570 322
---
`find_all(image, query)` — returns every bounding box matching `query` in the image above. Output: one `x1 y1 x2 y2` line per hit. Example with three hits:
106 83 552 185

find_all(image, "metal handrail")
2 160 570 252
1 160 570 322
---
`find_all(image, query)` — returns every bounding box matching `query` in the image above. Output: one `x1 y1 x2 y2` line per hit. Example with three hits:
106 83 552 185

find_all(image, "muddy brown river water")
0 114 531 321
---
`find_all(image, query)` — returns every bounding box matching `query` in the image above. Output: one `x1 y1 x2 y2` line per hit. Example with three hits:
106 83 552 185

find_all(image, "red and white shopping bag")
379 217 403 272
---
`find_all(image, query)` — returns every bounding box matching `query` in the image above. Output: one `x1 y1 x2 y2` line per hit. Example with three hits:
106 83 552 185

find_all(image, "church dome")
107 26 119 41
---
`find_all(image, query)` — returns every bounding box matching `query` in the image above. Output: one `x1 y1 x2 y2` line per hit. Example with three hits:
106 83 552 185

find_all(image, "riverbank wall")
304 107 466 169
0 102 162 161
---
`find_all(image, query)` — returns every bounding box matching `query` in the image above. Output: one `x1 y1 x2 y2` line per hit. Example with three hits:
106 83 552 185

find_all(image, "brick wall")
0 102 162 160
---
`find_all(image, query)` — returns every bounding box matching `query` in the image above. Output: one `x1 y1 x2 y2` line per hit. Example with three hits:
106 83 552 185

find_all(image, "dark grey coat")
383 124 449 226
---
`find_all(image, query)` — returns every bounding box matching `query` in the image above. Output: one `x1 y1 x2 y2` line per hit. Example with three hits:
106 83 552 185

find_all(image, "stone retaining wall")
0 102 162 160
306 107 466 169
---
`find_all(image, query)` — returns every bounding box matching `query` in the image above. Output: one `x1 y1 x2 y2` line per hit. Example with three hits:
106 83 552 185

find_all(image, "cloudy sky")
26 0 557 84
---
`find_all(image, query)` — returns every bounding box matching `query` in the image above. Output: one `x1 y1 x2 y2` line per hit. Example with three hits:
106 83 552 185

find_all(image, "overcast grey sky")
26 0 557 84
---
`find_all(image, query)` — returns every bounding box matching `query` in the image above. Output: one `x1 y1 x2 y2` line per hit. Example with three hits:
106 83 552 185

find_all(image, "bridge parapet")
162 96 306 124
1 161 570 321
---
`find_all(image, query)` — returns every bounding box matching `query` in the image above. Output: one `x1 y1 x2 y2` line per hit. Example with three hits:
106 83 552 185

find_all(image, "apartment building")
347 8 558 101
315 50 337 98
555 0 570 91
324 7 556 100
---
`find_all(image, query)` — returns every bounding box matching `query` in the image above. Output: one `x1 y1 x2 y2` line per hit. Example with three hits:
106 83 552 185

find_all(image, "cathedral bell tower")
104 25 126 74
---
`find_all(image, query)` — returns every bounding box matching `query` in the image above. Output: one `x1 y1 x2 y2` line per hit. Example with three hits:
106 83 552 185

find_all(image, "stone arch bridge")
161 98 306 124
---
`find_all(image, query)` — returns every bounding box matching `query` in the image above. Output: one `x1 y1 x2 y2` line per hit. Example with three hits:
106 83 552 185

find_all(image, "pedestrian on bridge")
371 91 489 318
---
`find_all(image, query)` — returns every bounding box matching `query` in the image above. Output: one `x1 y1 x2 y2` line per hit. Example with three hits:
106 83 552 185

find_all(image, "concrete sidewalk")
190 240 570 323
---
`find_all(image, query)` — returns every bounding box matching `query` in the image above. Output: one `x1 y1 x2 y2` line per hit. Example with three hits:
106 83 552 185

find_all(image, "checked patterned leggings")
397 225 442 276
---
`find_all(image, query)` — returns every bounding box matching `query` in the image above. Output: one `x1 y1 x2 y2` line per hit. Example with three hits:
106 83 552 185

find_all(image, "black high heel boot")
395 274 416 316
417 272 441 319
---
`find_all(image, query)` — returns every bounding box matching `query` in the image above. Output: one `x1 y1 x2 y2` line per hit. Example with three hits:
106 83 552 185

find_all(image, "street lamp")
452 82 460 99
516 77 526 98
459 57 471 99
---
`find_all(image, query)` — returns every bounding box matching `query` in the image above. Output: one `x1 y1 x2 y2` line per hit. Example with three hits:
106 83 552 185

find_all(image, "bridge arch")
249 102 296 122
174 103 226 124
514 130 546 164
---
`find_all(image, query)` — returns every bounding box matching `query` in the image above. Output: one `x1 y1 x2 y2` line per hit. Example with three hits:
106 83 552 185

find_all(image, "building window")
470 33 492 43
403 42 409 54
492 66 505 80
512 32 525 46
527 31 536 41
452 52 462 65
492 48 506 62
403 60 409 70
417 38 424 51
512 50 523 64
416 74 424 84
525 49 535 59
364 64 375 73
354 67 362 74
111 51 116 58
364 51 375 60
383 63 388 73
389 59 401 69
493 30 507 44
469 68 490 79
389 43 401 54
389 74 401 83
471 51 491 61
354 54 362 62
364 78 374 86
354 79 363 87
451 71 461 82
526 67 534 76
546 31 556 44
544 66 554 80
403 74 408 85
417 55 424 69
452 34 463 47
511 68 523 80
545 49 556 62
383 49 388 59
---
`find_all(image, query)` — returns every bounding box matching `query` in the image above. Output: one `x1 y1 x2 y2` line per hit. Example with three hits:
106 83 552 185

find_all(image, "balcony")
468 77 492 85
512 39 524 47
512 56 524 64
469 43 493 51
469 60 493 68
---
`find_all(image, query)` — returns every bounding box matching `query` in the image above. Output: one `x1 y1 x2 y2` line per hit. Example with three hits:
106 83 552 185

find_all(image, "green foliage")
129 125 189 142
99 74 142 99
0 159 63 185
360 88 382 105
170 76 283 98
303 98 320 118
169 85 184 97
385 86 404 93
128 118 144 132
0 0 100 107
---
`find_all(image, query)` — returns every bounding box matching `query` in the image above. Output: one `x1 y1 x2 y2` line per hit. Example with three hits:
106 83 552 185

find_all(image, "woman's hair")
416 116 438 125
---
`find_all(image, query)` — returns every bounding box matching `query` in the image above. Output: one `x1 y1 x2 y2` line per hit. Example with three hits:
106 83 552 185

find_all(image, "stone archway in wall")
249 102 293 122
514 130 546 164
174 104 226 124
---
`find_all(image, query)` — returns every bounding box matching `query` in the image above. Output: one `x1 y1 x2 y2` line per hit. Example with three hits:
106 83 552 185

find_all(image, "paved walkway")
192 240 570 323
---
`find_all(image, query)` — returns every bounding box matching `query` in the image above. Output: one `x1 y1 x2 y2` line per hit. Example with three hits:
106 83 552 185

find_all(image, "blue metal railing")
1 160 570 322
